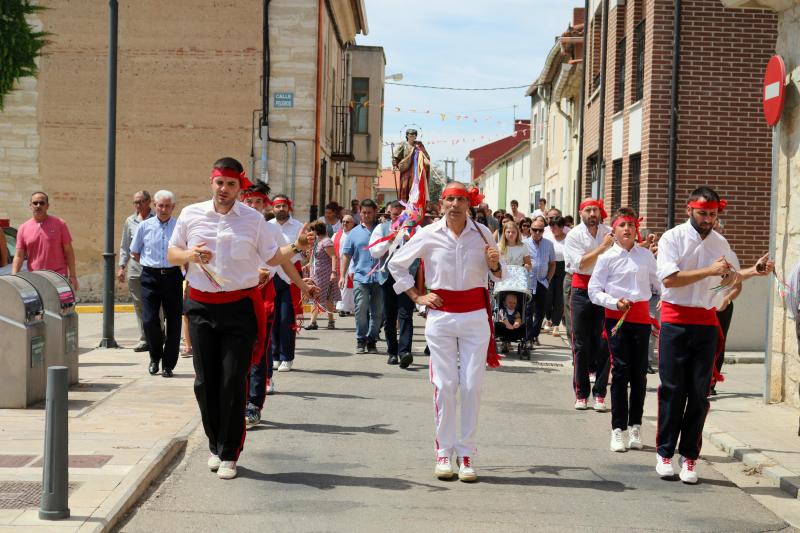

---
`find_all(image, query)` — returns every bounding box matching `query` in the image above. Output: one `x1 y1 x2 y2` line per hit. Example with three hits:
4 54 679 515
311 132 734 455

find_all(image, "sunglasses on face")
531 228 544 233
521 224 531 228
31 201 47 206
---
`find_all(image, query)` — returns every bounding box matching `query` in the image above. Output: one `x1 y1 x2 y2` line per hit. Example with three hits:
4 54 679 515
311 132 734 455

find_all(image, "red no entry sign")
763 55 786 127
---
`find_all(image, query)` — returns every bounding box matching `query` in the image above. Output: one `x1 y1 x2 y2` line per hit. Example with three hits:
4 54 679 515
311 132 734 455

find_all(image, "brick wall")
580 0 776 267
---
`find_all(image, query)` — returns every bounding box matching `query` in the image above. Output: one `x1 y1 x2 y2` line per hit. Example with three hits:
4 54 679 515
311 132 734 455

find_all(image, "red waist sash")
660 301 725 384
605 300 652 325
572 273 592 289
430 287 501 368
289 261 304 331
189 286 265 366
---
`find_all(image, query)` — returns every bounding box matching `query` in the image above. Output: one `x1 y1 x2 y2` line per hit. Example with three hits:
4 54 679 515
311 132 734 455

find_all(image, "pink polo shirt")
16 215 73 275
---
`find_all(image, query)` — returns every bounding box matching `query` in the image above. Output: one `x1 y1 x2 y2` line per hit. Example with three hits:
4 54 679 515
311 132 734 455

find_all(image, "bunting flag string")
347 101 525 124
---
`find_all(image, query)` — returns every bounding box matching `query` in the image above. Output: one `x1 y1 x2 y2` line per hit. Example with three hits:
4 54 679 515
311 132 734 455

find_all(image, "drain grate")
531 361 565 368
0 481 80 510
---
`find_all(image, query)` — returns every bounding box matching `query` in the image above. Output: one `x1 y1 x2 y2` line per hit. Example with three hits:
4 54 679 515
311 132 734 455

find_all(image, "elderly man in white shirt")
654 186 772 484
589 207 659 453
268 194 306 372
168 158 315 480
388 182 503 483
563 199 613 411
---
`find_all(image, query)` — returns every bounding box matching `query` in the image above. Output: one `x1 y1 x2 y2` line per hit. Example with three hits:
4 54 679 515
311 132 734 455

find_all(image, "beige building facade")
0 0 383 300
527 8 585 215
724 0 800 407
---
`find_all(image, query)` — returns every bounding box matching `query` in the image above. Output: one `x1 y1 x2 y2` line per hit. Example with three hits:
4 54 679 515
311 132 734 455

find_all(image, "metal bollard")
39 366 70 520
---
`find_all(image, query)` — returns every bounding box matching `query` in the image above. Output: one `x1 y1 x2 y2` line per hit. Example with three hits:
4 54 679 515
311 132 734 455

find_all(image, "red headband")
440 185 484 207
210 167 254 190
687 199 727 213
579 199 608 220
611 215 644 242
241 190 272 204
273 197 293 211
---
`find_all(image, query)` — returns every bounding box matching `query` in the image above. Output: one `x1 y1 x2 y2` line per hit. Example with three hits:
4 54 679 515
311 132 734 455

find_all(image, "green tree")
428 164 446 203
0 1 49 110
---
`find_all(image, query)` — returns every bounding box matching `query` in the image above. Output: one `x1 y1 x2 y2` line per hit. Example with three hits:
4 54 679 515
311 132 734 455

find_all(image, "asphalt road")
118 317 795 533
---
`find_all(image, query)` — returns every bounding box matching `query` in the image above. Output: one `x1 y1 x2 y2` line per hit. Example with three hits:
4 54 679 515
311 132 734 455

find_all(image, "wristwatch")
290 243 300 255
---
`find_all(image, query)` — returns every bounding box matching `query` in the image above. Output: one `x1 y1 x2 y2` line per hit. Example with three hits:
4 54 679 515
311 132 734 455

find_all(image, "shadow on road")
291 369 383 379
258 421 398 435
277 391 374 401
478 475 632 491
295 347 355 358
236 469 449 492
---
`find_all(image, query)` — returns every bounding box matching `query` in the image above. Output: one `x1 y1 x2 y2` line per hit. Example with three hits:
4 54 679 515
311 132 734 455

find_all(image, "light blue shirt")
130 216 177 268
343 222 383 285
524 236 556 293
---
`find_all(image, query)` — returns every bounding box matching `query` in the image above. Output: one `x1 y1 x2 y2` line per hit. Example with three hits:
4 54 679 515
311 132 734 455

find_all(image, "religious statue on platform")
392 129 430 203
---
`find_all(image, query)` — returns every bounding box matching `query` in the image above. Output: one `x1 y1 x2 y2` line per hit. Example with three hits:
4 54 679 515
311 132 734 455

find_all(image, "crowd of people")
4 166 775 486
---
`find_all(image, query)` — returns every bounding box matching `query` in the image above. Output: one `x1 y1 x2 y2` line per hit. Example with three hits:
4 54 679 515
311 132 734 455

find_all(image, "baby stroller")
493 265 533 359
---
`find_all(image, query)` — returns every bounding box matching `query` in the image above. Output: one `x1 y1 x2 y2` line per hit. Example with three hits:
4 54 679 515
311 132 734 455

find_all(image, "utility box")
0 276 47 408
17 271 79 385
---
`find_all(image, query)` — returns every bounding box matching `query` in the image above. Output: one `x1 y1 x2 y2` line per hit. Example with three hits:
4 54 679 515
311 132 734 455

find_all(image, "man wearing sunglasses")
13 191 79 290
523 218 556 348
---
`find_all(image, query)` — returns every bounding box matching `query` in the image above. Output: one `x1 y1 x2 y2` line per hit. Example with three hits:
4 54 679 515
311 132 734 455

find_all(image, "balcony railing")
330 105 355 162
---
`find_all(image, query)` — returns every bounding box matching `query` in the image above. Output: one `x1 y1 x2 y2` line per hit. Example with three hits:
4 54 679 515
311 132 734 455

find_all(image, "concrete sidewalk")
0 313 199 532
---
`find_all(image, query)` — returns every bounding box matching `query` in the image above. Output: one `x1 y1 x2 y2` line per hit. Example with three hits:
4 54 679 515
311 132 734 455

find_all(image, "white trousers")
336 285 355 313
426 308 489 458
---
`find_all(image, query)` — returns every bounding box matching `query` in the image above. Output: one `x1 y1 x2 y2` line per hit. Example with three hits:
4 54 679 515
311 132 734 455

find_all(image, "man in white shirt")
563 198 613 411
388 182 503 483
654 186 772 484
168 157 315 480
588 207 659 453
531 197 547 220
268 194 306 372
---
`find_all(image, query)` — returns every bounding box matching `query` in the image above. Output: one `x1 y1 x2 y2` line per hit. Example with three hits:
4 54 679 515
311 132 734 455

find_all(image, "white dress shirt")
657 220 740 310
544 232 567 261
563 222 612 275
169 200 281 292
269 216 304 284
588 244 660 311
388 218 504 295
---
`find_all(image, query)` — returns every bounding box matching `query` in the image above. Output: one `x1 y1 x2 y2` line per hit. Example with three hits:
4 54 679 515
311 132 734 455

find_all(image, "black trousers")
248 311 275 410
526 282 549 341
570 288 609 399
186 297 257 461
656 322 718 460
270 276 296 362
381 273 414 355
714 302 734 376
545 261 565 326
140 267 183 371
562 274 573 342
606 319 650 430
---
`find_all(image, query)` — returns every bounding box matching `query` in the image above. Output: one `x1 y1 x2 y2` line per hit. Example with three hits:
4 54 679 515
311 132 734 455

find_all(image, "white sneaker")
574 398 589 410
679 456 698 484
628 425 643 450
207 454 221 472
217 460 237 480
593 397 608 412
434 456 454 479
266 379 276 395
272 360 280 370
278 361 293 372
610 428 627 452
457 456 477 482
656 454 675 477
589 372 597 383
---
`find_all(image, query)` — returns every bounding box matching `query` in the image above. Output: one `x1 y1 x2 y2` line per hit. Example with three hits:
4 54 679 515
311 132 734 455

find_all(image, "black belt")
142 266 181 275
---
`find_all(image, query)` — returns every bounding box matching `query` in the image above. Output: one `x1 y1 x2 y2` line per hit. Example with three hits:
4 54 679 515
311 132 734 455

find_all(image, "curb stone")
78 414 201 533
704 423 800 499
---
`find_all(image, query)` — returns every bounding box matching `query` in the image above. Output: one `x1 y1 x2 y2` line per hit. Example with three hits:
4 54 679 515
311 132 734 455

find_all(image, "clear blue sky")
357 1 581 182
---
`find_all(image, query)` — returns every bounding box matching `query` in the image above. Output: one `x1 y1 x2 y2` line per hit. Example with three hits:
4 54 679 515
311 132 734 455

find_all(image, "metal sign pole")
764 124 779 404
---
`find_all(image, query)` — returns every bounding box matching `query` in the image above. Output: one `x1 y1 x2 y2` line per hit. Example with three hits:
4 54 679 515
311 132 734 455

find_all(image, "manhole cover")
531 362 565 368
0 481 80 509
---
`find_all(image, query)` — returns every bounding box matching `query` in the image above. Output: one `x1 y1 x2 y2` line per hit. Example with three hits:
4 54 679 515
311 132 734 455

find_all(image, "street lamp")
385 73 403 81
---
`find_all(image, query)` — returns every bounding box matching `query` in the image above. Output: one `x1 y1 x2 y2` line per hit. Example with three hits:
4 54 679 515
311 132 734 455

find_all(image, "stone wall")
768 4 800 406
0 12 42 229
